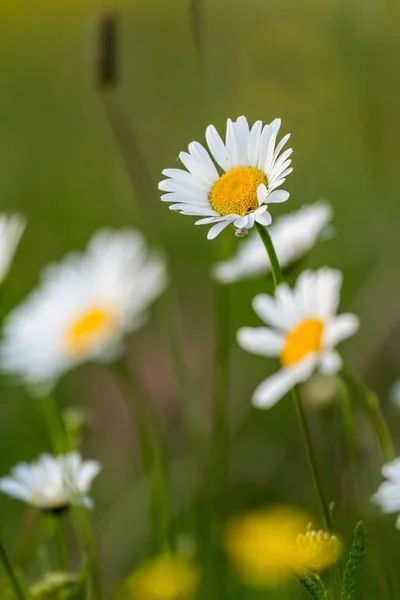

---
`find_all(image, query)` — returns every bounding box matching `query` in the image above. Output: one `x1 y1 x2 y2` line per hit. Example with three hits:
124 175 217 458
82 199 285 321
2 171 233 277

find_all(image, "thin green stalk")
164 287 205 538
255 222 283 286
211 280 230 516
112 358 172 551
255 222 332 530
37 394 68 455
72 508 104 600
0 539 29 600
340 367 395 462
339 379 359 468
292 386 333 530
53 515 67 571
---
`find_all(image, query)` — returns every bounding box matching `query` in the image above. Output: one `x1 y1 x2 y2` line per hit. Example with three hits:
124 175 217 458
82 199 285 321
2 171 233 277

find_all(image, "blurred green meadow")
1 0 400 597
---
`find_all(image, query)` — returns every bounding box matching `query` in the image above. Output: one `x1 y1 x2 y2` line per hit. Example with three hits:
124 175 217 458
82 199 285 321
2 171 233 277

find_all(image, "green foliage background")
1 0 400 597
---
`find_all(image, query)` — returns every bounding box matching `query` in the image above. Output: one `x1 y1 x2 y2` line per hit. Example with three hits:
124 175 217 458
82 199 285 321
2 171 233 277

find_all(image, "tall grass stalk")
0 538 29 600
112 358 172 551
340 368 395 462
255 222 332 530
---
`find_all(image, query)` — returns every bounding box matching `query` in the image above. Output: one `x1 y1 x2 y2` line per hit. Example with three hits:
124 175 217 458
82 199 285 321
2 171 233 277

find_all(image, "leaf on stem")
341 521 367 600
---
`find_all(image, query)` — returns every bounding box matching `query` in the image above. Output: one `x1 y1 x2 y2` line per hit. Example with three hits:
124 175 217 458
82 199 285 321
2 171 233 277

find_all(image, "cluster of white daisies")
0 116 397 526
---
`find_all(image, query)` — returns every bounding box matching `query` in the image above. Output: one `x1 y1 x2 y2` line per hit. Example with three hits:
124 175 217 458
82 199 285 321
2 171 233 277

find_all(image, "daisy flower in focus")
126 553 200 600
224 506 340 588
213 201 332 283
0 213 26 283
237 268 359 409
159 116 292 239
0 452 101 511
0 228 166 390
371 457 400 528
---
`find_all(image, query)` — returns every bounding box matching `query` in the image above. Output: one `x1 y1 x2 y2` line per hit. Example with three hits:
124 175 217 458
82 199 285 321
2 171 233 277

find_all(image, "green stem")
72 508 104 600
37 394 68 455
255 222 283 286
112 358 172 551
164 287 205 537
212 281 230 517
256 222 332 530
0 539 29 600
340 367 395 462
53 515 67 571
35 393 106 600
292 386 333 530
339 379 359 468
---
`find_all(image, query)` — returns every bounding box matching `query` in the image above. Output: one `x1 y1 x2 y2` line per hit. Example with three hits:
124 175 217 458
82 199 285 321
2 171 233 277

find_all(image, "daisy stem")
112 358 172 552
0 538 29 600
340 367 395 463
52 514 67 571
292 385 333 530
255 222 283 286
255 222 333 531
37 394 68 455
339 378 359 468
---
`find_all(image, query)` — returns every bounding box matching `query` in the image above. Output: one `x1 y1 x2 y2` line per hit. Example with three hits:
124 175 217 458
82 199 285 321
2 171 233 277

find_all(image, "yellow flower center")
297 529 342 572
209 167 266 216
66 307 116 356
281 319 324 367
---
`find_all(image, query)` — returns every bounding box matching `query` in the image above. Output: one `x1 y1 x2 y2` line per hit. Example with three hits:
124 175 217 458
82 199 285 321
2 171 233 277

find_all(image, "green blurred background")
1 0 400 596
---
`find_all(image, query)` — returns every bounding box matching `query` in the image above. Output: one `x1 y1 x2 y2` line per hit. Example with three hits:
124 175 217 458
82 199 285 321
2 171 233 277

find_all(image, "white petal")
256 212 272 227
316 268 343 318
257 183 268 204
234 216 250 229
206 125 229 171
319 350 342 375
252 354 317 409
237 327 284 356
195 216 224 225
323 314 360 347
247 120 262 166
78 461 101 492
169 204 216 216
382 458 400 482
267 190 290 204
252 294 288 330
0 478 30 502
207 220 232 240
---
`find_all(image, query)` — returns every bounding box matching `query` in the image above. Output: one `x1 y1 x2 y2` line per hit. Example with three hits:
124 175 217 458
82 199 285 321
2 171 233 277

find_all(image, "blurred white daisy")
213 202 332 283
0 228 166 389
0 452 101 510
0 213 26 283
159 116 292 240
237 268 359 409
371 458 400 528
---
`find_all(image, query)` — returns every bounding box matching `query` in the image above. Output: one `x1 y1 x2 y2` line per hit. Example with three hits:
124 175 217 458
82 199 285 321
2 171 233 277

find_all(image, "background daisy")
0 228 167 389
0 213 26 284
159 116 292 239
237 268 360 409
371 458 400 529
213 202 332 283
0 452 101 510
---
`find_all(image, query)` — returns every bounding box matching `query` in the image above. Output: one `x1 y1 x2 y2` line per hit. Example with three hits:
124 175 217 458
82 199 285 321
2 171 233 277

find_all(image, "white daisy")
0 213 26 283
0 452 101 510
371 458 400 529
213 202 332 283
237 268 359 409
159 116 292 240
0 228 166 389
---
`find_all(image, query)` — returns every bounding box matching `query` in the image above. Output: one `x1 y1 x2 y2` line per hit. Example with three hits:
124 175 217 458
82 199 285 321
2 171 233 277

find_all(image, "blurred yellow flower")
224 506 340 588
126 553 200 600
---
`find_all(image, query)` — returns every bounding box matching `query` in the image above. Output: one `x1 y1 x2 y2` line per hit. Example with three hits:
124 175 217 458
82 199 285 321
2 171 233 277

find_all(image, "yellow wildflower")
126 553 200 600
224 506 340 588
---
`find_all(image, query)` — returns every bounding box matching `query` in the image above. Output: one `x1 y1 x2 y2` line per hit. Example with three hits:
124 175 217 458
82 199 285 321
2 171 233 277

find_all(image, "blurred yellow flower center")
281 319 324 367
210 167 266 216
67 308 116 355
128 554 200 600
297 528 342 572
